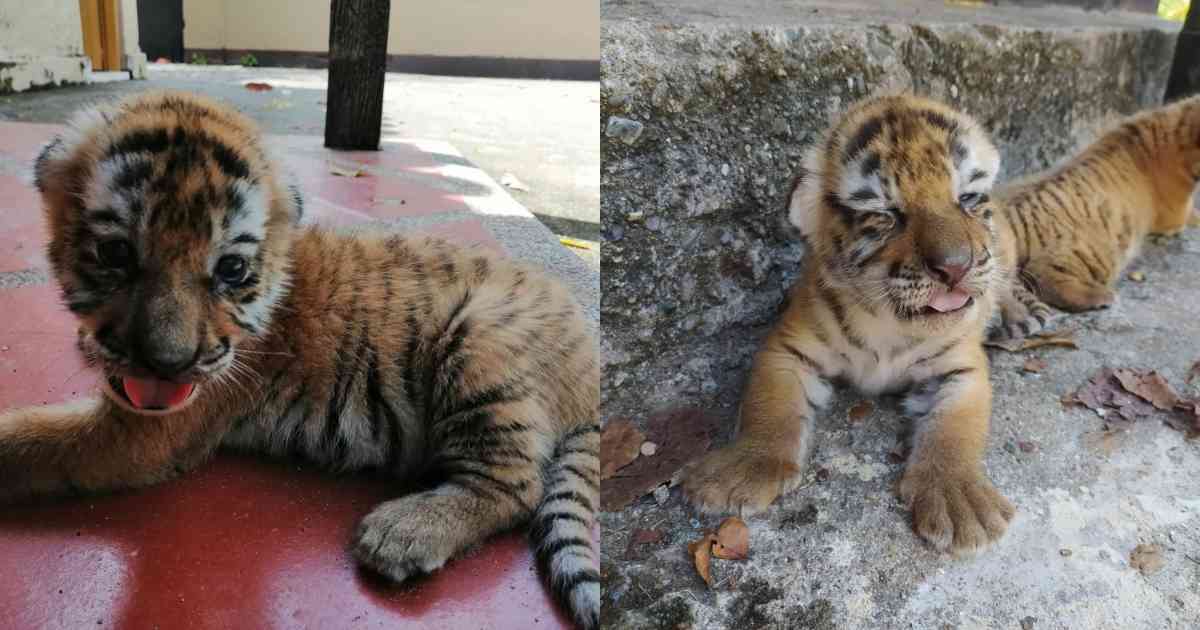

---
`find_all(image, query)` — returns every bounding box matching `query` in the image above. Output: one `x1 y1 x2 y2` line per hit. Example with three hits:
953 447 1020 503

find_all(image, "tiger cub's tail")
530 423 600 630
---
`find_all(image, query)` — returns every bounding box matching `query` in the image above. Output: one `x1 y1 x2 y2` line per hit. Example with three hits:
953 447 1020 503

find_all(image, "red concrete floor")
0 123 577 630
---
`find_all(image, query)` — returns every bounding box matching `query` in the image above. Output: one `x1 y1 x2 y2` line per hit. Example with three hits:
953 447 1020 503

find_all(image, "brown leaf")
1022 358 1047 373
1017 440 1038 453
712 517 750 560
688 534 716 586
1063 368 1156 426
1187 360 1200 385
847 400 874 423
600 419 644 480
328 162 364 177
600 407 721 511
244 81 273 92
625 528 666 560
1166 400 1200 439
1112 369 1180 410
1130 543 1165 575
984 331 1078 353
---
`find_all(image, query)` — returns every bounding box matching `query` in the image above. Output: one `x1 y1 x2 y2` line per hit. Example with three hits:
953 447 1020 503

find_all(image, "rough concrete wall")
119 0 148 78
600 20 1177 421
183 0 600 60
0 2 88 92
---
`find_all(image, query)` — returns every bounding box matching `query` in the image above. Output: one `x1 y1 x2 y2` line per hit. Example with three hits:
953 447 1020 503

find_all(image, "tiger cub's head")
788 94 1001 329
33 91 301 415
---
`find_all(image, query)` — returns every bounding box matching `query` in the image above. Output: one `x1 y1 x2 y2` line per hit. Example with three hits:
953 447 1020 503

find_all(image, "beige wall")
183 0 599 60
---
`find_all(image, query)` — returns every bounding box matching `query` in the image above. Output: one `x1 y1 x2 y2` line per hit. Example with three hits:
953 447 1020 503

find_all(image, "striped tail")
530 422 600 630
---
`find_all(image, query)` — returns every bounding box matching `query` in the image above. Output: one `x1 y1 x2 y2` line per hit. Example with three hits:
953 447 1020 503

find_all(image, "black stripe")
542 490 595 512
950 140 968 168
922 110 958 133
447 469 533 513
968 169 988 183
781 342 822 374
536 511 591 528
538 536 593 558
848 188 877 202
859 152 881 177
937 367 976 382
913 337 961 366
108 128 170 157
825 193 856 226
210 140 252 179
844 116 884 158
561 464 598 488
233 233 260 244
819 283 867 351
556 569 601 593
231 315 258 333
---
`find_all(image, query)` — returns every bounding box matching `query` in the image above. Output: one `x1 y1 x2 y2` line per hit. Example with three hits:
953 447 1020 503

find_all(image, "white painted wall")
0 2 89 91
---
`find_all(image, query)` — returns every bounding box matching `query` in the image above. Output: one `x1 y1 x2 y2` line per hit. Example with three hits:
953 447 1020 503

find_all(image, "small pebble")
1018 441 1038 454
627 211 644 222
652 483 670 506
815 467 830 482
640 441 658 457
1021 617 1037 630
1128 271 1145 282
1060 548 1072 557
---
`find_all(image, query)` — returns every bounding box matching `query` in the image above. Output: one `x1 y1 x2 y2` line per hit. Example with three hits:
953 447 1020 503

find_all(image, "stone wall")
600 8 1178 421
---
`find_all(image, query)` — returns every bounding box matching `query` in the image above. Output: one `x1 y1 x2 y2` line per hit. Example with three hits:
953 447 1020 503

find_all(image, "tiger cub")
682 95 1016 554
1 92 599 629
992 95 1200 339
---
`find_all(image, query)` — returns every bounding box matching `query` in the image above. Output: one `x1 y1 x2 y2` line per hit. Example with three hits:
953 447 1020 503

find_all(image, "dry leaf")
1187 360 1200 385
847 400 874 423
1130 543 1165 575
244 81 273 92
1112 369 1180 410
600 407 721 511
1166 400 1200 439
1063 368 1157 425
1022 358 1047 373
688 534 716 586
600 419 643 480
625 528 666 560
712 517 750 560
985 331 1078 353
328 162 364 177
1018 440 1038 453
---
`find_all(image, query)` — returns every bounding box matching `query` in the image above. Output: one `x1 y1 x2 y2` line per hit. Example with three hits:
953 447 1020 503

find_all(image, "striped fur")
683 95 1015 555
991 95 1200 339
1 92 598 629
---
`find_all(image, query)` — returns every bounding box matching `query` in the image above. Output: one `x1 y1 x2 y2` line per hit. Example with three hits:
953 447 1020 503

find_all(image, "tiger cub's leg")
0 399 228 504
900 344 1014 553
1023 240 1119 313
681 329 831 515
993 280 1057 341
353 399 550 581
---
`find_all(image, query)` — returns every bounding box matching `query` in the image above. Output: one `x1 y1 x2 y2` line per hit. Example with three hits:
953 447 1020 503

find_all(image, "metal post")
1165 1 1200 102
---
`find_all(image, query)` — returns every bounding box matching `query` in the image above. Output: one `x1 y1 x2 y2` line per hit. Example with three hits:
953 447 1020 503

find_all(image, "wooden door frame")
79 0 123 71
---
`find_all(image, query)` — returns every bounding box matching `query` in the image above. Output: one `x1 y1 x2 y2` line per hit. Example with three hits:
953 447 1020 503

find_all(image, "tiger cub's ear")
785 145 825 239
32 136 69 194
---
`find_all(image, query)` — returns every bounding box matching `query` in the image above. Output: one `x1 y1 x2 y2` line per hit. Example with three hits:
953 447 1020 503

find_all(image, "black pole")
324 0 391 150
1165 2 1200 102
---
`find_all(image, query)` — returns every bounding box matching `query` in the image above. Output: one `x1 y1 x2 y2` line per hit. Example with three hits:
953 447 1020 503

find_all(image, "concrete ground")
0 63 600 269
602 225 1200 629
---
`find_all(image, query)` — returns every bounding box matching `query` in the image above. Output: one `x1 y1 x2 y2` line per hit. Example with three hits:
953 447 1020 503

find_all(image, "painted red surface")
0 125 569 630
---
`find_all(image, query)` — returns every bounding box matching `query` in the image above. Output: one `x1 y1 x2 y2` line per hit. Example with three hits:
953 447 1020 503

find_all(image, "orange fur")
2 92 599 629
682 95 1015 554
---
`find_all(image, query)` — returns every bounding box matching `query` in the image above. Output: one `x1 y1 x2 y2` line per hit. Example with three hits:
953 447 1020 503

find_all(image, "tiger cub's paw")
681 445 803 516
993 293 1057 341
353 498 457 582
899 465 1015 555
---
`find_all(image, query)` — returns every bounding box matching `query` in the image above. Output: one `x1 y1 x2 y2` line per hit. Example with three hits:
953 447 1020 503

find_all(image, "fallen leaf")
1187 360 1200 385
328 162 364 177
600 407 721 511
1128 271 1146 282
712 517 750 560
985 331 1078 353
625 528 666 560
499 173 530 191
244 81 273 92
688 534 716 586
600 419 643 480
1017 440 1038 453
1112 368 1180 410
1130 543 1165 575
1022 358 1047 373
640 441 658 457
847 400 874 423
887 442 908 464
1063 368 1157 426
1166 399 1200 439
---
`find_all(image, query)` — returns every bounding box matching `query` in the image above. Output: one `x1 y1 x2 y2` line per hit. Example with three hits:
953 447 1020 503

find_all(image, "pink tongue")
928 288 971 313
122 377 195 410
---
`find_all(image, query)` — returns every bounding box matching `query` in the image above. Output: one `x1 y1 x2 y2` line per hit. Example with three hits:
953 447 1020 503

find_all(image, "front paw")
681 445 803 516
994 298 1057 341
353 499 456 582
899 465 1015 554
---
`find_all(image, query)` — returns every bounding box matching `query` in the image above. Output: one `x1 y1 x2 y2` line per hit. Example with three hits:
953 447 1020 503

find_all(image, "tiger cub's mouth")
102 374 198 415
921 287 975 316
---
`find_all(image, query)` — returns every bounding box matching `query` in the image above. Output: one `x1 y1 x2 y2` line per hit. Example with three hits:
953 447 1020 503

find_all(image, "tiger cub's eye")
215 255 249 285
958 192 988 210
